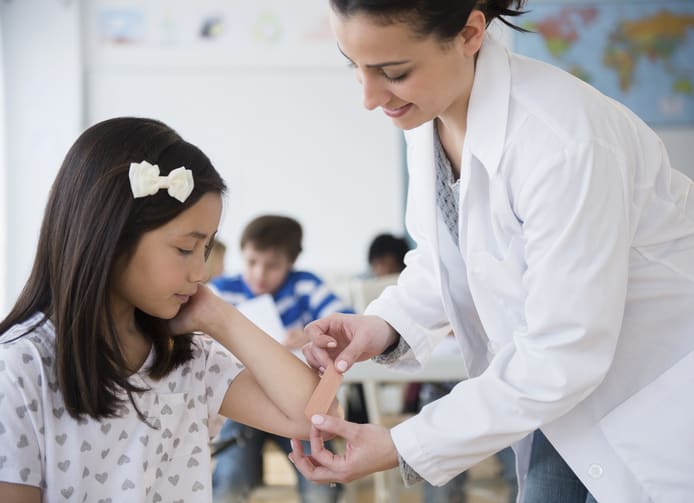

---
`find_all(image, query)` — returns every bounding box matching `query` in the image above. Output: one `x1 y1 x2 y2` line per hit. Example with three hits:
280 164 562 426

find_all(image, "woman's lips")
383 103 413 118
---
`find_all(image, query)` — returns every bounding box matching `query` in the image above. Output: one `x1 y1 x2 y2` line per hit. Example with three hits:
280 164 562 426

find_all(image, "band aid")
304 363 343 420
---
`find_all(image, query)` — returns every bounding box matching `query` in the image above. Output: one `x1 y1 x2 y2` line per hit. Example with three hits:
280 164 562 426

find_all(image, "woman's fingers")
289 433 342 483
301 342 333 371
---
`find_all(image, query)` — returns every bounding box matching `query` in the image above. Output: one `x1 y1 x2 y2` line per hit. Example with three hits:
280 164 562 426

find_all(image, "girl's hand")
302 314 398 374
289 415 398 484
168 284 227 336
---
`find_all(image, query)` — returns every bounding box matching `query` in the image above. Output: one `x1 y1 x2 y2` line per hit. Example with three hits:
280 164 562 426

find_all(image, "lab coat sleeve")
390 140 631 486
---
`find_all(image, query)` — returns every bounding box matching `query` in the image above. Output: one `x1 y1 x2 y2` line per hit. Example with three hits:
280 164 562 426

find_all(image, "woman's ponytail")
481 0 529 32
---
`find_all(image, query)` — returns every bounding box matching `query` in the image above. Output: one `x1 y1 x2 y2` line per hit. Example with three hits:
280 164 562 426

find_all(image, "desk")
340 354 468 503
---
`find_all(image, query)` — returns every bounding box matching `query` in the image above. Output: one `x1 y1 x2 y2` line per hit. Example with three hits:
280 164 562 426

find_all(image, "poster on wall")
87 0 342 67
514 1 694 126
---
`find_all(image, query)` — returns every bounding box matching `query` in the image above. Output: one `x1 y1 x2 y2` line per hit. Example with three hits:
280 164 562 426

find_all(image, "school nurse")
289 0 694 501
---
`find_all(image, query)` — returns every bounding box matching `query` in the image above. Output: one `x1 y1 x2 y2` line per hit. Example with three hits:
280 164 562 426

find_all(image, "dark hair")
240 215 303 263
0 117 226 421
330 0 528 39
368 233 410 271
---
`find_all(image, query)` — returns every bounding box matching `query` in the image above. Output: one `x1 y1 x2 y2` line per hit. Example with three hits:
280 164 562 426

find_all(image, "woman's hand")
302 314 398 373
289 415 398 484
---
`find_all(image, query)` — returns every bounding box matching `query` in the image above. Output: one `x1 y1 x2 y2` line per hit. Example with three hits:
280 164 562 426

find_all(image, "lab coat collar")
466 34 511 178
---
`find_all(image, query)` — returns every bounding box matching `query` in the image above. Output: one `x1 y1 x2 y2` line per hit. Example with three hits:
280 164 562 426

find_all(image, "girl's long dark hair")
330 0 528 38
0 117 226 421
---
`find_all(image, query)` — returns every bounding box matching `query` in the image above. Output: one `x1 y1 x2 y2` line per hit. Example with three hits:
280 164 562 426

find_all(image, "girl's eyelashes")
177 247 194 256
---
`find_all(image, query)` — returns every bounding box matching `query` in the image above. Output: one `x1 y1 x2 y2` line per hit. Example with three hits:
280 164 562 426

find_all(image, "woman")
288 1 694 502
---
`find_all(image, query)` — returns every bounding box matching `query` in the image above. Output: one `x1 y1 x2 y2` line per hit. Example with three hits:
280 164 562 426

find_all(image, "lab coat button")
588 464 604 479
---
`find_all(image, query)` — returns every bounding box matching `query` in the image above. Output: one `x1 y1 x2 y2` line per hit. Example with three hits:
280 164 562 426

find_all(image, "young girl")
292 1 694 502
0 117 323 502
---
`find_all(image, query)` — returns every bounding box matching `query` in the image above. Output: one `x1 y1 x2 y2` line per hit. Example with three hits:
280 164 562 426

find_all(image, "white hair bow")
128 161 194 203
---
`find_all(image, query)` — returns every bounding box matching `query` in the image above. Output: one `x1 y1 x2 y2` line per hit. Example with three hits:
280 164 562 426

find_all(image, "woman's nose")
358 71 388 111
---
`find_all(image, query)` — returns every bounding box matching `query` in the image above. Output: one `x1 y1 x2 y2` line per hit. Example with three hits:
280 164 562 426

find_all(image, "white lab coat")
365 35 694 502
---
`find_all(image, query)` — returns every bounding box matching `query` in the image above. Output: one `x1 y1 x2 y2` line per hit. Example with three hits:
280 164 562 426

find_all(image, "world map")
514 1 694 125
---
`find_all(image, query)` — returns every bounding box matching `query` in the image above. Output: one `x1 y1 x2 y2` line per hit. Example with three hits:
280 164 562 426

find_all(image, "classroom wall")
86 67 404 280
1 0 693 316
0 0 83 316
84 0 405 281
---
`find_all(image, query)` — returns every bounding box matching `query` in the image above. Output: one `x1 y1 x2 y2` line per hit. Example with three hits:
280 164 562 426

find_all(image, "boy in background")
367 233 410 277
211 215 351 503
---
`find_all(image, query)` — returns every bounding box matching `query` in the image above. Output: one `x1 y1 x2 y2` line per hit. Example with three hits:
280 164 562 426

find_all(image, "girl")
291 1 694 502
0 117 324 502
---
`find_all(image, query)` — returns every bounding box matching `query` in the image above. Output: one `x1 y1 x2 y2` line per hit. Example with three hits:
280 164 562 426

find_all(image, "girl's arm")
0 483 41 503
171 285 322 438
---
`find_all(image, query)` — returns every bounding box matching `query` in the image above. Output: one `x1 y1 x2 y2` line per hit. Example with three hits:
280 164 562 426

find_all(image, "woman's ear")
458 9 486 57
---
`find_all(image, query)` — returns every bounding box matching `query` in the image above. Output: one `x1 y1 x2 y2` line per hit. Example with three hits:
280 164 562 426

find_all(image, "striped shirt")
211 270 354 329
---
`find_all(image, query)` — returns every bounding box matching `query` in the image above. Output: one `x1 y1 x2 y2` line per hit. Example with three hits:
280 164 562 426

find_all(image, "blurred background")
1 0 692 317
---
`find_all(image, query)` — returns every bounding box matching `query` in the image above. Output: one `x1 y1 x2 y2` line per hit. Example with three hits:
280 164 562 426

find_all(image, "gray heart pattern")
0 330 241 499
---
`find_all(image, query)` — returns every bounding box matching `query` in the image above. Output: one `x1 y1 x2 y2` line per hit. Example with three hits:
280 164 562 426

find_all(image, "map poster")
514 1 694 126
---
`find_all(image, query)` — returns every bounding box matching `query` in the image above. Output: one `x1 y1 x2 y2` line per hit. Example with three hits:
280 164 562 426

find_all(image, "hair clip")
129 160 194 203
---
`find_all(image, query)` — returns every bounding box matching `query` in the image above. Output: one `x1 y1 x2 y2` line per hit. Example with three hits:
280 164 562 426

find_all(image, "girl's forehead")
158 192 222 238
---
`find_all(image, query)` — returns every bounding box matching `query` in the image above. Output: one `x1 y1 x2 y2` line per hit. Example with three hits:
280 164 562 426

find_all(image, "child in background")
205 238 228 282
367 233 410 277
0 117 324 503
211 215 351 503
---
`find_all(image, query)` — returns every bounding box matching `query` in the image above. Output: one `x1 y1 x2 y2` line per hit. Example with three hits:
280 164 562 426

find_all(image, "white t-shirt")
0 313 244 502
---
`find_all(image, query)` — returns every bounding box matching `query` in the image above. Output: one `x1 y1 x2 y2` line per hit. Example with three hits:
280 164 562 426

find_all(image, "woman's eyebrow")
337 44 409 68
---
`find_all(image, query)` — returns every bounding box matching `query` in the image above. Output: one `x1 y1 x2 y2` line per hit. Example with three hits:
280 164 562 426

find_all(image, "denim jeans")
212 420 341 503
524 430 598 503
